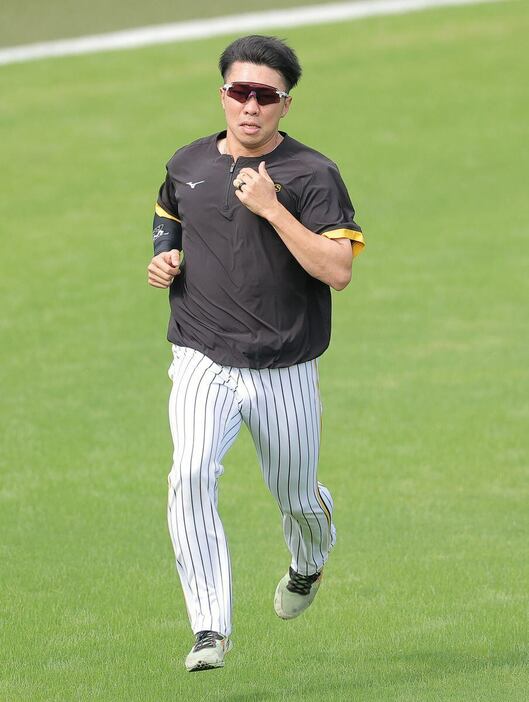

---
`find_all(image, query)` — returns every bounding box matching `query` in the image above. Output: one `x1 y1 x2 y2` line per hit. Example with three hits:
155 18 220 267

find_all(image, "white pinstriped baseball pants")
166 344 336 637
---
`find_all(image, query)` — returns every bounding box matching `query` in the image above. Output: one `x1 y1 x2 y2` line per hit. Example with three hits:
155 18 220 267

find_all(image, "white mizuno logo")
186 180 205 189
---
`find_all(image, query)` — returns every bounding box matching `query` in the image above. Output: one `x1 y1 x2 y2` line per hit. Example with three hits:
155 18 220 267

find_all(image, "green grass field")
1 1 528 700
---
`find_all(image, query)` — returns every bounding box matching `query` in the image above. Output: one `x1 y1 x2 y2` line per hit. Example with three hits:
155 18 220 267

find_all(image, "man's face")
220 61 292 151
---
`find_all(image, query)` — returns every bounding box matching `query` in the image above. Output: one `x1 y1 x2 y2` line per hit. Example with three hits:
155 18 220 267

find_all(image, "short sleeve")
156 171 180 222
299 162 365 257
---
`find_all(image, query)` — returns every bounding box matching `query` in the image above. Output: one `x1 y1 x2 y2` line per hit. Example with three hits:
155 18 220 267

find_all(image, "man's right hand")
147 249 181 288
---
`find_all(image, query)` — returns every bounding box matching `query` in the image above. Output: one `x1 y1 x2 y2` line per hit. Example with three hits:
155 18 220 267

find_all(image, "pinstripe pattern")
167 345 336 636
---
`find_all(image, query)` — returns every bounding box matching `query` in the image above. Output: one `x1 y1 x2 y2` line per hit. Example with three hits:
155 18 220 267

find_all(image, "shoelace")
286 568 320 596
193 630 221 652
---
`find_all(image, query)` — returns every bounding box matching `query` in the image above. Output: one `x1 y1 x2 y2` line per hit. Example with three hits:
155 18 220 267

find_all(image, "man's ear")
219 86 226 110
281 96 292 118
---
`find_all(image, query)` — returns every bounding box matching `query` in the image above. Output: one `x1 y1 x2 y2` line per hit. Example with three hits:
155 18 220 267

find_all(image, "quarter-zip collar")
214 130 289 212
211 130 289 165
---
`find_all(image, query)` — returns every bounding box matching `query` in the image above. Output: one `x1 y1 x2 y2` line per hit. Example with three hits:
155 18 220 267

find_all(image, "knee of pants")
168 458 223 492
277 499 315 522
274 485 331 522
267 474 317 514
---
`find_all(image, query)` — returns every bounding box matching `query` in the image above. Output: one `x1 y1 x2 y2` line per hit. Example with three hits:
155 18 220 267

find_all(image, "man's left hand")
234 161 278 220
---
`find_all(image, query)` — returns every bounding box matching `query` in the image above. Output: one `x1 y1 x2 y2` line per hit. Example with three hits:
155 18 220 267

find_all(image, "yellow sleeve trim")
322 228 365 258
155 202 181 223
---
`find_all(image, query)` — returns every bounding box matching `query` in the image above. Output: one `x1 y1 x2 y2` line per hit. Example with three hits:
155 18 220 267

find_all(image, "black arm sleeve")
152 212 182 255
152 173 182 255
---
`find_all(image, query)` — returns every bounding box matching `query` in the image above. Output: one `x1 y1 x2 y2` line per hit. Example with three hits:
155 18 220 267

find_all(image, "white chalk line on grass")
0 0 505 66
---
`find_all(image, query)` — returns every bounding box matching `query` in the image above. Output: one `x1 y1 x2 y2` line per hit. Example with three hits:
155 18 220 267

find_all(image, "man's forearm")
265 202 352 290
152 207 182 256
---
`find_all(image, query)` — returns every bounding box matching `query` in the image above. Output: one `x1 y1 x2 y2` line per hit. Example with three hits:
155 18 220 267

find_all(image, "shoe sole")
188 661 224 672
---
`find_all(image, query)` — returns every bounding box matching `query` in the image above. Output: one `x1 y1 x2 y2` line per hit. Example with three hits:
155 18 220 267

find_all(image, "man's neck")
218 130 283 160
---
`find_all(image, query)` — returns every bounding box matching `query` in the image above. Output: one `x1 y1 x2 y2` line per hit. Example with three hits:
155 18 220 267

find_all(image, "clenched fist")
148 249 181 288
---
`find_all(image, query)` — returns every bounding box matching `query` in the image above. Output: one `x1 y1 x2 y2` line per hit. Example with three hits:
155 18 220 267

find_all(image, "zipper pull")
229 161 236 173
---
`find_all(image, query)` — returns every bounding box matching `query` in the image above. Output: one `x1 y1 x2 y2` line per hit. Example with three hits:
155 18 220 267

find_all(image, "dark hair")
219 35 302 92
